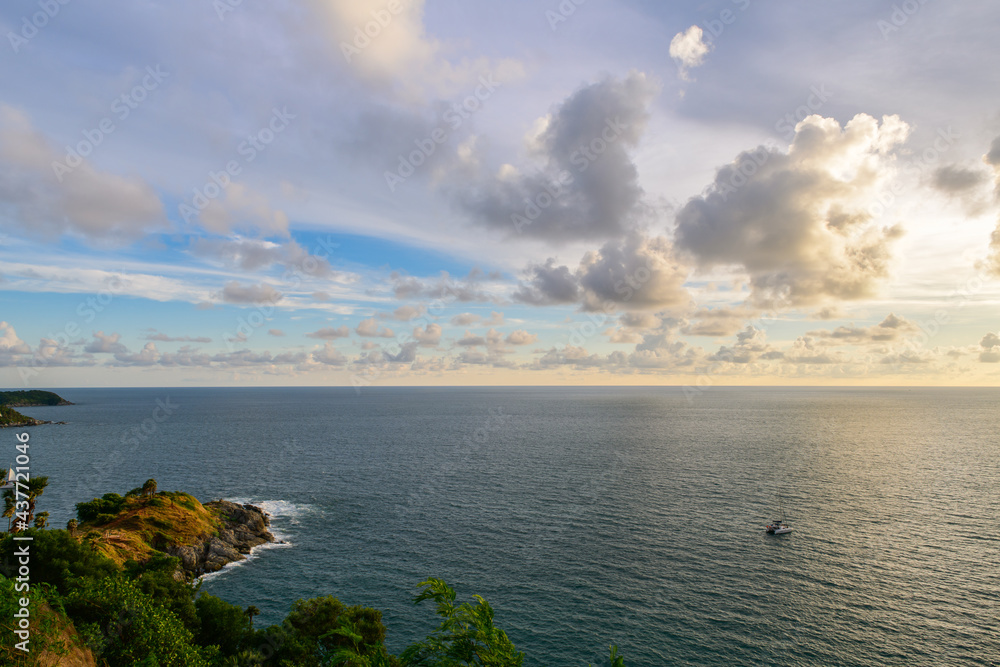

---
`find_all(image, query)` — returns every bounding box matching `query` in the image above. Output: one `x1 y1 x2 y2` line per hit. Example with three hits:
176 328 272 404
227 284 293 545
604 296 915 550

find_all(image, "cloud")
197 184 290 237
681 307 757 337
0 105 165 242
619 312 661 329
669 26 712 81
0 321 31 356
932 165 987 193
145 332 213 343
513 233 691 313
313 342 348 366
386 342 418 363
981 136 1000 276
675 114 911 307
216 281 283 305
306 326 351 339
577 233 690 312
805 313 919 345
268 329 286 337
457 331 487 347
356 317 395 338
709 326 782 364
310 0 522 100
457 72 658 241
390 271 495 303
114 342 161 366
606 328 644 344
413 323 442 347
513 259 580 305
505 330 537 346
190 238 334 278
84 331 128 354
388 305 425 321
980 331 1000 363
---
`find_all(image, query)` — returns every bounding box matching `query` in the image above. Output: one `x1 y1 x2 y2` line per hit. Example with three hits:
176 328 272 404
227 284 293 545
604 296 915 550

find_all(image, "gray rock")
166 500 275 577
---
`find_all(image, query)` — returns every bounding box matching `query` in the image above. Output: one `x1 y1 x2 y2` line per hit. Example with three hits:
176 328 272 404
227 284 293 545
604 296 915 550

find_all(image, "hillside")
0 389 73 407
76 490 273 574
0 403 45 427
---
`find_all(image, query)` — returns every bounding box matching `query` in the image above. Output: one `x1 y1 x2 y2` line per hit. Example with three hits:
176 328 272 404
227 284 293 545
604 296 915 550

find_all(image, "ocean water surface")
17 386 1000 666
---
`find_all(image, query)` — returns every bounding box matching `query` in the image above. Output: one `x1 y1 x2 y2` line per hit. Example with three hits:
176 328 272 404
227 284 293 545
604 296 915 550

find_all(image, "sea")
12 386 1000 666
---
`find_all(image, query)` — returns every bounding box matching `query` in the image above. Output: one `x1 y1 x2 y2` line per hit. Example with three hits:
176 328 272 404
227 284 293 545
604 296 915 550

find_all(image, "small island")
73 482 276 576
0 389 72 427
0 389 74 407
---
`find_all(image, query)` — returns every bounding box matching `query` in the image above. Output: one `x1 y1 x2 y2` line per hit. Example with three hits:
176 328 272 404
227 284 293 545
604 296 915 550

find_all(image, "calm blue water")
12 387 1000 666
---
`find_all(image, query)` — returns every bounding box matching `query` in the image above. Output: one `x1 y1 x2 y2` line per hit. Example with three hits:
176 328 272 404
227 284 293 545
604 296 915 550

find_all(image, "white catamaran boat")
765 497 792 534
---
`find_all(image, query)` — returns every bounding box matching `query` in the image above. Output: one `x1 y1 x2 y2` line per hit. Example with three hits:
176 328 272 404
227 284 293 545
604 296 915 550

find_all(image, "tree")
67 518 79 536
246 605 261 627
33 510 49 528
5 475 48 532
142 478 158 497
399 579 524 666
195 593 252 658
63 575 215 667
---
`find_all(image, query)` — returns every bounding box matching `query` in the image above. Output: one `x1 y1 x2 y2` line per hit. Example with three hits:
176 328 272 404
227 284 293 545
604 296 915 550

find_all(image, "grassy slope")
79 492 221 567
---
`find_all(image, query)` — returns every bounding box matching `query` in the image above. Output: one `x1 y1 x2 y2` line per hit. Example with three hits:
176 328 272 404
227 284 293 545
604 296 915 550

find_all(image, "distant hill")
0 404 45 427
0 390 73 407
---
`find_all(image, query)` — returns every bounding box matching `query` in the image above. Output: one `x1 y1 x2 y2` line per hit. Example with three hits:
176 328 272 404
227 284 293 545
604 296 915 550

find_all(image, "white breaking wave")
197 498 309 582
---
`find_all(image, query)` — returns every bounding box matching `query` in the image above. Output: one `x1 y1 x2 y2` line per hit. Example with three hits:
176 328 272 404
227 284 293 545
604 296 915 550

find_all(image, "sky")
1 0 999 388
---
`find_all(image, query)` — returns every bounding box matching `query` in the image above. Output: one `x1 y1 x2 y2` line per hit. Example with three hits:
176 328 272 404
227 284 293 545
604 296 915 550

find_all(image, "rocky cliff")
168 501 276 575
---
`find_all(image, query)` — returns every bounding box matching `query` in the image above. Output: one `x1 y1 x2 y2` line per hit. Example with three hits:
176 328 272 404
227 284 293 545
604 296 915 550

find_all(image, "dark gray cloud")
191 238 335 278
216 281 283 305
932 165 987 193
512 259 580 305
457 71 657 241
84 331 128 354
306 326 351 340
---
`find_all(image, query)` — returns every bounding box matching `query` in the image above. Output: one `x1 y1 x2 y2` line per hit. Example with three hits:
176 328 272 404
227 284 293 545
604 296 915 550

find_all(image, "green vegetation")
72 485 223 566
0 483 630 666
0 404 43 427
0 390 72 407
3 475 48 532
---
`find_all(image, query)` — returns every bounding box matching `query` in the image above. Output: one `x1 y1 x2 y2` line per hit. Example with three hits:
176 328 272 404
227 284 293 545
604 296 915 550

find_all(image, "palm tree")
20 476 48 531
67 518 79 536
245 605 261 627
2 490 14 533
33 511 49 529
142 478 158 497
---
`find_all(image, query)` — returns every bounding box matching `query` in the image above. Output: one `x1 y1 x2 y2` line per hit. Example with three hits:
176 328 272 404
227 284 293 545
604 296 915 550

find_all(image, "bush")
195 593 251 658
76 493 127 522
0 529 117 596
64 575 215 667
